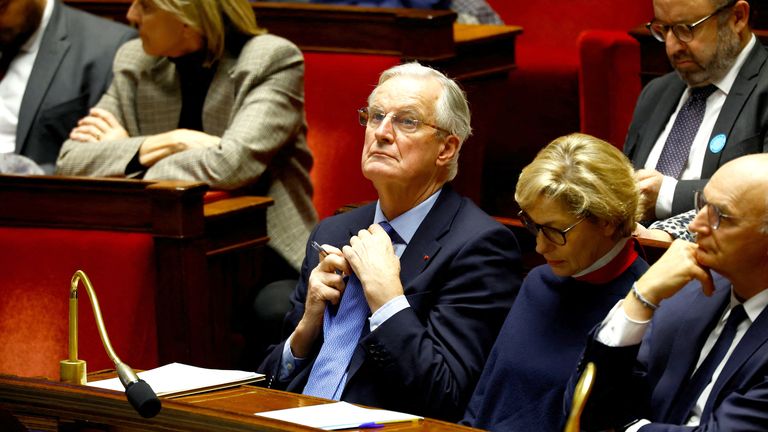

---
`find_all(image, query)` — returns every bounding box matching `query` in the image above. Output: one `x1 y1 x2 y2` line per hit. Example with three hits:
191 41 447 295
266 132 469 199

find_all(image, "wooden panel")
0 375 481 431
0 176 273 369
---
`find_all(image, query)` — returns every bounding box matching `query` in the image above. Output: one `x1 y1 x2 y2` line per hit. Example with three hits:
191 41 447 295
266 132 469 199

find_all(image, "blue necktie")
667 304 746 423
656 85 717 179
303 221 402 399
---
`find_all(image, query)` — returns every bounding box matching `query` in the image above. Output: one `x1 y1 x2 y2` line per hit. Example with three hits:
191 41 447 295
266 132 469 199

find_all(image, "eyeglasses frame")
357 107 451 135
645 0 736 43
694 190 736 230
518 210 586 246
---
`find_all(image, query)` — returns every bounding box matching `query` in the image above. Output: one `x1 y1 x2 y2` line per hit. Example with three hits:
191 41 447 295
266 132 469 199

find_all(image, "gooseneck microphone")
60 270 161 418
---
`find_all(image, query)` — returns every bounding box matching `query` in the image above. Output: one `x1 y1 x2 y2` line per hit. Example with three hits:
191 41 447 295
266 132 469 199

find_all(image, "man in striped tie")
259 62 522 422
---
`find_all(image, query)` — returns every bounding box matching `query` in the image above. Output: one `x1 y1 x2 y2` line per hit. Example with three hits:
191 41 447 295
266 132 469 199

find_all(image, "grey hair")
369 62 472 181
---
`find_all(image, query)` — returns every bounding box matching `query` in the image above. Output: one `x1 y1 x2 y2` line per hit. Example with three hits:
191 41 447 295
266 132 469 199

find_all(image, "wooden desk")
0 374 479 431
0 175 272 371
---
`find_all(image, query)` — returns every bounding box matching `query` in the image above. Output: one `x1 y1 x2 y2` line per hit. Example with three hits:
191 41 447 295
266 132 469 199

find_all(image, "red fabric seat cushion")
303 52 397 219
0 228 158 380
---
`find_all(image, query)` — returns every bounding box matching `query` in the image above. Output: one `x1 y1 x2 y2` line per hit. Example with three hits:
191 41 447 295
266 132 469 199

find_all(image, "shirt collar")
20 0 54 54
709 33 757 96
373 188 442 245
728 285 768 324
572 238 630 278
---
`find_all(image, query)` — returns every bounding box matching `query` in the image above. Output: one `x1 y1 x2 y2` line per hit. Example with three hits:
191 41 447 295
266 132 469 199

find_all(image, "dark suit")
259 185 522 421
576 274 768 431
624 41 768 216
15 1 135 173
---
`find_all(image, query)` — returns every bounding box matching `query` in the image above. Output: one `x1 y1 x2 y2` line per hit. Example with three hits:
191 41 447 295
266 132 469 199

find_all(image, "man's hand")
138 129 221 167
69 108 128 142
623 239 714 320
344 224 403 313
291 245 351 358
635 169 664 221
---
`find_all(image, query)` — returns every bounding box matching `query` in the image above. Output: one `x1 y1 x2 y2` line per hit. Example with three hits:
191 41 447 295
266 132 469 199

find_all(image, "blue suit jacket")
577 274 768 431
16 1 135 173
623 41 768 216
259 185 522 421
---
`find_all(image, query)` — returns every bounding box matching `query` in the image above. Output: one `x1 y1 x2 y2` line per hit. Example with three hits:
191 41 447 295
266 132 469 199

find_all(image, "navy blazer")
624 41 768 216
259 185 522 421
576 274 768 431
16 1 135 173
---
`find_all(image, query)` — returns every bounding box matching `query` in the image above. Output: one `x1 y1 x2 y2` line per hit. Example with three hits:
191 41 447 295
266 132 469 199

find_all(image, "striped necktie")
303 221 402 399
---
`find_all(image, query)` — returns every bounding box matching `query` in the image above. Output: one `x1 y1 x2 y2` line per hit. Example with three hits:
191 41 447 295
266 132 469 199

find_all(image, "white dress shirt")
646 35 757 219
279 189 442 386
0 0 54 154
597 285 768 429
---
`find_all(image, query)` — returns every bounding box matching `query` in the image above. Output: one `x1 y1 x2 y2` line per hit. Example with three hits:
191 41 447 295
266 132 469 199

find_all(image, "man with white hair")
259 62 522 421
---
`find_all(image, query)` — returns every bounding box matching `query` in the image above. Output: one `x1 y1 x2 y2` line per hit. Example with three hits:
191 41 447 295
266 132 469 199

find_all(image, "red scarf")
574 238 639 284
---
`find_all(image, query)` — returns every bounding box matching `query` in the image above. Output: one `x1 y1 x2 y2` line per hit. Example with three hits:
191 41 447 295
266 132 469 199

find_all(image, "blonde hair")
515 133 639 239
150 0 266 66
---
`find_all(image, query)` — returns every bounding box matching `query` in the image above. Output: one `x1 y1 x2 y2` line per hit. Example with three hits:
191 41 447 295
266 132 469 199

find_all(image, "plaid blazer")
57 35 316 269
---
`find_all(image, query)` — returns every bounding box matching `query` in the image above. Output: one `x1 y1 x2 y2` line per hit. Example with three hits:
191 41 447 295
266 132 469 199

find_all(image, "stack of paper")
255 401 423 430
86 362 264 398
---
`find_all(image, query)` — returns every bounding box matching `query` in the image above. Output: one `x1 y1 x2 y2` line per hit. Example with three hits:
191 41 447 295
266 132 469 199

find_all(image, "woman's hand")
69 108 128 142
138 129 221 167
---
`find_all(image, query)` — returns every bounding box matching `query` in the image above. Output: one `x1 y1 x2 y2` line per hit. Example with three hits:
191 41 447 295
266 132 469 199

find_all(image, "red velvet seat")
480 0 651 215
0 228 158 380
303 52 398 219
578 30 642 148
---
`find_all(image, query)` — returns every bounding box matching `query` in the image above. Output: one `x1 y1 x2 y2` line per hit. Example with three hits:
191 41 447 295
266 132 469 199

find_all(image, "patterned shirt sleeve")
649 209 696 242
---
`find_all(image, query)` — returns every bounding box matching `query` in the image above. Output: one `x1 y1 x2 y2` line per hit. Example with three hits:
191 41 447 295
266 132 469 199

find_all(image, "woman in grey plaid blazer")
56 0 316 273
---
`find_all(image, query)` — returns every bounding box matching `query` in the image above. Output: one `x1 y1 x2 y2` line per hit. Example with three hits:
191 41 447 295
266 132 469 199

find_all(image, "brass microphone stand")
60 270 138 386
59 270 161 418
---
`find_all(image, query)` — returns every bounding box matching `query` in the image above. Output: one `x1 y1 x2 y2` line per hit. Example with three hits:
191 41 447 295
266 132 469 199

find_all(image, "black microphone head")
125 379 161 418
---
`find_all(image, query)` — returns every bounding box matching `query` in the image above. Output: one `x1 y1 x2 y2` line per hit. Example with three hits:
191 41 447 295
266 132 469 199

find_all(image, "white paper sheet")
86 362 263 397
255 401 422 430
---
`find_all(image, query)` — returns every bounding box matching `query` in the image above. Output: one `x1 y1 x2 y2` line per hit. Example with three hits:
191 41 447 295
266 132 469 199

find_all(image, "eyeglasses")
694 190 736 230
358 107 450 135
518 210 585 246
646 0 735 43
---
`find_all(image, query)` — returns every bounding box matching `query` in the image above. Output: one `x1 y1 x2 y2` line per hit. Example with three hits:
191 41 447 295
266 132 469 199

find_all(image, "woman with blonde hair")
463 133 648 431
57 0 315 278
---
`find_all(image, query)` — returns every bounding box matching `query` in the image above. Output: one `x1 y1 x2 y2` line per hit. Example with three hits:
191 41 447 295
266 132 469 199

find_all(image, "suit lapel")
702 294 768 417
202 54 236 136
398 186 459 286
16 2 69 152
138 60 181 135
346 188 459 385
702 44 767 178
632 80 686 168
655 282 731 421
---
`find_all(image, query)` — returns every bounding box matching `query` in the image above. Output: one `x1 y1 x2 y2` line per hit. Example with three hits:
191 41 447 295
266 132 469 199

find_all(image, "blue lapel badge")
709 134 727 154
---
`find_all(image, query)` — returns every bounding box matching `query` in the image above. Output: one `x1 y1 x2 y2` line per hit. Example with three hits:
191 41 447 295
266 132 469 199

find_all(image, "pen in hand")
311 240 329 259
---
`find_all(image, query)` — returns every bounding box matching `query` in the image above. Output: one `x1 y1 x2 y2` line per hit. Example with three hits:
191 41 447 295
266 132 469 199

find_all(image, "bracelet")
632 282 659 310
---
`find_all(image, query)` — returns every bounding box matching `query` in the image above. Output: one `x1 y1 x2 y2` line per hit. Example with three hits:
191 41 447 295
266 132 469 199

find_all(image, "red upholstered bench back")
488 1 652 66
303 52 398 219
0 227 158 380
